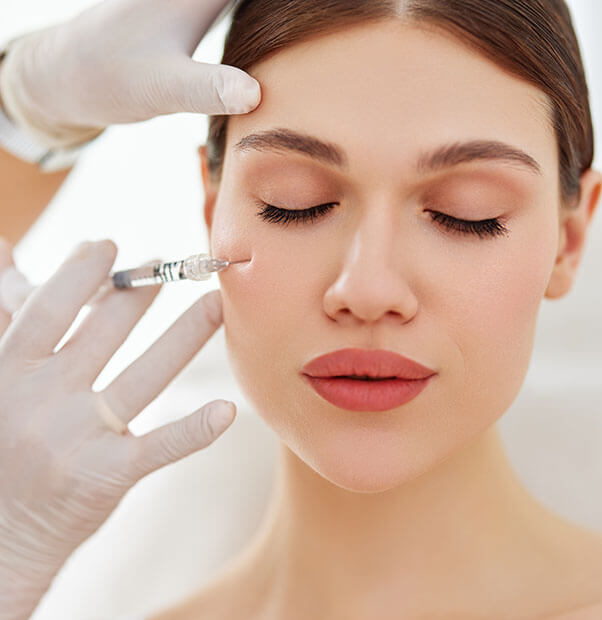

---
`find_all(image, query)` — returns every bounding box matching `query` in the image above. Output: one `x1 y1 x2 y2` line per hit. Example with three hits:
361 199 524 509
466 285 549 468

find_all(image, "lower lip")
302 375 434 412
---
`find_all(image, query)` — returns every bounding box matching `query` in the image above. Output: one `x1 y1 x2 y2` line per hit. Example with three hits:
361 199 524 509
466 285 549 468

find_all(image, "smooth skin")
154 19 602 620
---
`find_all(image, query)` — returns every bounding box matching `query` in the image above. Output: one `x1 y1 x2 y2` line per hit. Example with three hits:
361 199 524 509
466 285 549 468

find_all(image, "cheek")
218 258 316 447
438 215 559 426
210 205 314 424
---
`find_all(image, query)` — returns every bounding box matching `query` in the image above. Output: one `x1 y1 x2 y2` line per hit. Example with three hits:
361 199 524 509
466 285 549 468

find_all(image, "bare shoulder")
545 601 602 620
143 560 266 620
143 519 602 620
143 584 238 620
143 588 227 620
143 586 233 620
536 521 602 619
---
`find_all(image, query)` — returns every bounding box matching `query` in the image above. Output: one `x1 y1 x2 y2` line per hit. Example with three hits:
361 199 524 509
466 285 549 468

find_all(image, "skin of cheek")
209 175 561 493
440 207 560 443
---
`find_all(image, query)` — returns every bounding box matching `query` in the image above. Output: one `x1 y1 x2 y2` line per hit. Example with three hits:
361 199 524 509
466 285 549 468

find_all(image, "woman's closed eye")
254 200 510 239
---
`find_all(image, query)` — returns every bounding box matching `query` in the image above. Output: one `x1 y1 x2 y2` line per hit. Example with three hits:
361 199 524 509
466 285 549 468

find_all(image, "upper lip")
301 348 437 380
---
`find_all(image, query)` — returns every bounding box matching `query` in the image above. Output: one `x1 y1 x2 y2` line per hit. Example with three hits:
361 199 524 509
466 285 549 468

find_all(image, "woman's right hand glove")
0 238 236 620
0 0 261 149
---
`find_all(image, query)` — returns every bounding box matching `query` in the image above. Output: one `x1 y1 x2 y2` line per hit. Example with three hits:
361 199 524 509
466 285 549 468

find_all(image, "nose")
323 206 419 325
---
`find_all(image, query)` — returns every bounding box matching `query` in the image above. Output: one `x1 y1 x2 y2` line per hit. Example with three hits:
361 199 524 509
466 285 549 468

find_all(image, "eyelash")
255 201 510 239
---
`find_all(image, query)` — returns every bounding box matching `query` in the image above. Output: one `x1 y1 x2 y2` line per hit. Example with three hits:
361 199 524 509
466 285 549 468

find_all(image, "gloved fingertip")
219 74 261 114
207 400 236 436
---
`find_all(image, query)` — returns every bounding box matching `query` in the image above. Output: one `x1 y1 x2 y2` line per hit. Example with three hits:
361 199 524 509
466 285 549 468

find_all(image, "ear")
545 167 602 299
198 145 218 237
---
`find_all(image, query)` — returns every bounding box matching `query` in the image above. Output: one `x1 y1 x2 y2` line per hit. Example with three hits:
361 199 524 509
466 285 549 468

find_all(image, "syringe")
111 253 248 289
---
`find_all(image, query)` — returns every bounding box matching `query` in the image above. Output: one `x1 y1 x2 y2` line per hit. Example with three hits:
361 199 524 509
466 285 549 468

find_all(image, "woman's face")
205 20 563 492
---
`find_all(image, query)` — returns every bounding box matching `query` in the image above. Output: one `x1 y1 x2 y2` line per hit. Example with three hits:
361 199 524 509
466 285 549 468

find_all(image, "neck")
233 425 561 618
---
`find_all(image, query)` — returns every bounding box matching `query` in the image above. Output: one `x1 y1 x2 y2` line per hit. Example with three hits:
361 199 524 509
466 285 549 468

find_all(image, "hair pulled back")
207 0 594 209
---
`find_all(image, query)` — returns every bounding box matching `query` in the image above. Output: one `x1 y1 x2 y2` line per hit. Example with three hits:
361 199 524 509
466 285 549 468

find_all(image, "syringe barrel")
112 261 186 288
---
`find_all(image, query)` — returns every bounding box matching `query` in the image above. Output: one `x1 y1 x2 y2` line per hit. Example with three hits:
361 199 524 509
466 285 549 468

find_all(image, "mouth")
302 374 434 412
300 347 436 411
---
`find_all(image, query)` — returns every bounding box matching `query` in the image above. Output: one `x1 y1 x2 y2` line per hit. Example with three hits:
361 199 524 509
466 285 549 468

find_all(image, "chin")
283 418 455 495
316 468 421 495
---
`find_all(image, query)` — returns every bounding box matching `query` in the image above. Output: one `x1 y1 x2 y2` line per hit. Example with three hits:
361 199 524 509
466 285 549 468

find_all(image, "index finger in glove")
1 240 117 361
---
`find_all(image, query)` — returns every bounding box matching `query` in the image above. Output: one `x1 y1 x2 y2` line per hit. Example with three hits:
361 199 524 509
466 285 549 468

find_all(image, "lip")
301 348 437 412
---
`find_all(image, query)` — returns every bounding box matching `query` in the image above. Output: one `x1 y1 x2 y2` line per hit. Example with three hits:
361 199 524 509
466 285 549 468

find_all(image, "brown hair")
207 0 594 209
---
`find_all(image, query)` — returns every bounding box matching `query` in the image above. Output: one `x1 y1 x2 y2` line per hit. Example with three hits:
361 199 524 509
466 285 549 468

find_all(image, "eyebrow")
233 128 542 176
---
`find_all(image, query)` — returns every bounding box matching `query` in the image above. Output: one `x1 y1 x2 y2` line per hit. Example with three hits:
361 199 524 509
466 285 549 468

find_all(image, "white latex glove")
0 238 237 620
0 0 261 149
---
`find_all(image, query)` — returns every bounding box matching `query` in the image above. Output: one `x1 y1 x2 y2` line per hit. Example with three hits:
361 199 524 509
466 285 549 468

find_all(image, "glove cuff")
0 35 105 150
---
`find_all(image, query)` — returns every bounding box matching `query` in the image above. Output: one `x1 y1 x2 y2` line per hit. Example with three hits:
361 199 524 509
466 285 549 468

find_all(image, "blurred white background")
2 1 601 619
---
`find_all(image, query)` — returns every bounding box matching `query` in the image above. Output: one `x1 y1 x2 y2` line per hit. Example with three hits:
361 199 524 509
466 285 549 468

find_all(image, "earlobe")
198 145 218 234
544 168 602 300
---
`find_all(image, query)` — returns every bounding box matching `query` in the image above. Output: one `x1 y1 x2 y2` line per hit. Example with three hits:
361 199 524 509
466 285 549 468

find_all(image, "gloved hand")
0 0 261 149
0 238 236 620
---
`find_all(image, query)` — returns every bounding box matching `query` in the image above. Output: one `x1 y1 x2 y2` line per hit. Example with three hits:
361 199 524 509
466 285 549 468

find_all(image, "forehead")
225 19 557 181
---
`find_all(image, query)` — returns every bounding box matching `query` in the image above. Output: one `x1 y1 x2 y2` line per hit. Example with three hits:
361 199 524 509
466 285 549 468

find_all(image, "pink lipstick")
301 348 436 412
